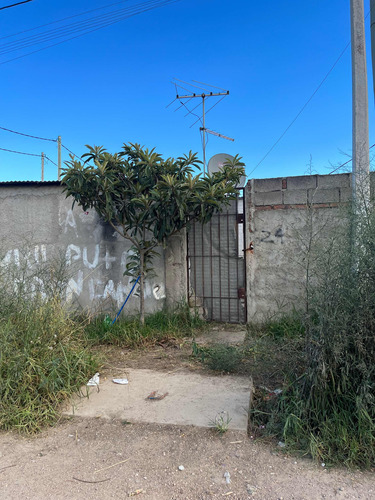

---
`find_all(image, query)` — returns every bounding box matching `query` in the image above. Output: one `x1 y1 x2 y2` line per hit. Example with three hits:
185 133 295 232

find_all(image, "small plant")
206 344 244 373
84 306 206 348
210 411 232 434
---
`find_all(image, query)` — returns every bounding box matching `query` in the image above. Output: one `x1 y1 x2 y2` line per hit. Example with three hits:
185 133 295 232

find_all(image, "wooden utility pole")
351 0 370 207
41 152 44 181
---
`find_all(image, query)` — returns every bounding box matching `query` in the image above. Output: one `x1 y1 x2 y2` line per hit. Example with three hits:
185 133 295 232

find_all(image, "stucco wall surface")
0 184 180 315
245 173 352 322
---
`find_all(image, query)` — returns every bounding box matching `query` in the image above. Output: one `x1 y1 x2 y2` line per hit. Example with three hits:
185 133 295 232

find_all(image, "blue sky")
0 0 373 181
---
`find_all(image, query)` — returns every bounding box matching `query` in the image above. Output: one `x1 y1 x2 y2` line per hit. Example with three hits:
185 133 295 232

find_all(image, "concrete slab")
67 369 251 431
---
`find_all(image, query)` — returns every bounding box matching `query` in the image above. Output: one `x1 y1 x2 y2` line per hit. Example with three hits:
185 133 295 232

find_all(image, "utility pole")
57 135 62 181
175 90 229 174
370 0 375 103
41 152 44 181
351 0 370 208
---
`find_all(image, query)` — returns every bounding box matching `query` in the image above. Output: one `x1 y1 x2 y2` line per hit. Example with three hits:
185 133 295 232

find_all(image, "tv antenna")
169 79 234 174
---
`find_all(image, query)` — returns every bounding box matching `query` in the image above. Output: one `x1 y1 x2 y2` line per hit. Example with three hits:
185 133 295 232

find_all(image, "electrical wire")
179 100 203 127
0 147 58 165
174 96 194 112
0 0 167 54
0 0 179 65
61 143 79 158
184 99 201 116
249 41 351 177
327 143 375 174
44 155 57 166
0 125 56 142
0 0 132 40
0 124 79 161
0 0 32 10
0 146 41 157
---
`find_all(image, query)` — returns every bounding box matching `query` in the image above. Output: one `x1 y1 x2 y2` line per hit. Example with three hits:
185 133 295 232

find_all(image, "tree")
62 143 245 323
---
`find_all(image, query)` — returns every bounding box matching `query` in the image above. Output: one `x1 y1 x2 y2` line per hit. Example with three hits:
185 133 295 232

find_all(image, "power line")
0 0 132 40
0 146 41 157
0 147 58 166
0 124 79 163
0 0 180 64
0 0 165 54
61 143 79 158
327 143 375 174
251 8 373 178
0 0 32 10
0 125 56 142
249 41 352 177
44 155 57 166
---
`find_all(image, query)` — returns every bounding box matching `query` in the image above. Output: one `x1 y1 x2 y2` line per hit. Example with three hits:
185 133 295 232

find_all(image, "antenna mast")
174 85 230 174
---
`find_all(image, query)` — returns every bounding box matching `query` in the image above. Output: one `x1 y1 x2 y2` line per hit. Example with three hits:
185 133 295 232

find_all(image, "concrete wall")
0 172 361 323
0 183 186 315
245 173 352 322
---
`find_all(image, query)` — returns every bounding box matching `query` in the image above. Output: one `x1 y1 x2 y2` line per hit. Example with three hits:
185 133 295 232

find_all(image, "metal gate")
187 191 246 323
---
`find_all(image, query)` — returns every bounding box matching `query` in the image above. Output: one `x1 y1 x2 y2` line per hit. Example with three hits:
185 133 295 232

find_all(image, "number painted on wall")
260 228 284 244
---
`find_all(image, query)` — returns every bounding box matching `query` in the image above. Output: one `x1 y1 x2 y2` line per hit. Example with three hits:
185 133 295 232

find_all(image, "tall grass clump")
83 304 206 347
0 251 98 433
258 202 375 467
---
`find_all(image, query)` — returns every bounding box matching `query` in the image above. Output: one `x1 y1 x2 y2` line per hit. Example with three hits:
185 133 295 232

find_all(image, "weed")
84 306 206 348
246 312 305 340
205 344 243 373
250 201 375 468
210 411 232 434
0 298 98 433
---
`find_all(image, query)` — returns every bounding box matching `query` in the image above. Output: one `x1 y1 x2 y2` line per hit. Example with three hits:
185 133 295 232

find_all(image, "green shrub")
252 203 375 468
192 342 246 373
205 344 243 372
0 299 98 433
246 313 305 340
83 305 206 347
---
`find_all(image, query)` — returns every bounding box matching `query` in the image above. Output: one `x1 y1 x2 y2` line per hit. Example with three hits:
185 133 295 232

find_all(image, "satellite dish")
207 153 246 187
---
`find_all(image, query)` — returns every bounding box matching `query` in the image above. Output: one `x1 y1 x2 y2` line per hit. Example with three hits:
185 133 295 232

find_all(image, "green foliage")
246 313 305 340
251 204 375 468
84 306 206 347
209 411 232 434
0 299 98 433
192 342 248 373
124 244 158 286
62 143 245 322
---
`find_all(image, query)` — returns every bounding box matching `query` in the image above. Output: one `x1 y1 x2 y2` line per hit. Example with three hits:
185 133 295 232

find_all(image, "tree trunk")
139 250 145 325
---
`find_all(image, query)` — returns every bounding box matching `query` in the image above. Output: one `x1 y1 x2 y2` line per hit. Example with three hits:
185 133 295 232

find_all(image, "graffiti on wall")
1 207 166 307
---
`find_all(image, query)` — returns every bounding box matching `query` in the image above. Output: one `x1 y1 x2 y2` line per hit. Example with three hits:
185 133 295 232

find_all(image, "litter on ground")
87 373 99 386
112 378 129 385
146 391 169 401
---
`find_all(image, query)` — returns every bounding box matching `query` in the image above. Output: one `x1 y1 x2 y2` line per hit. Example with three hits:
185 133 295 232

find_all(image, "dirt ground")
1 418 374 500
1 332 375 499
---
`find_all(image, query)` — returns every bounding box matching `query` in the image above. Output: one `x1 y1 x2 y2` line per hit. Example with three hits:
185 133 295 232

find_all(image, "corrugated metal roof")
0 180 61 187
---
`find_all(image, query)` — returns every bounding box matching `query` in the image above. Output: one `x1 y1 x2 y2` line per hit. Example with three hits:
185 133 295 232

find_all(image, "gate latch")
237 287 246 299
